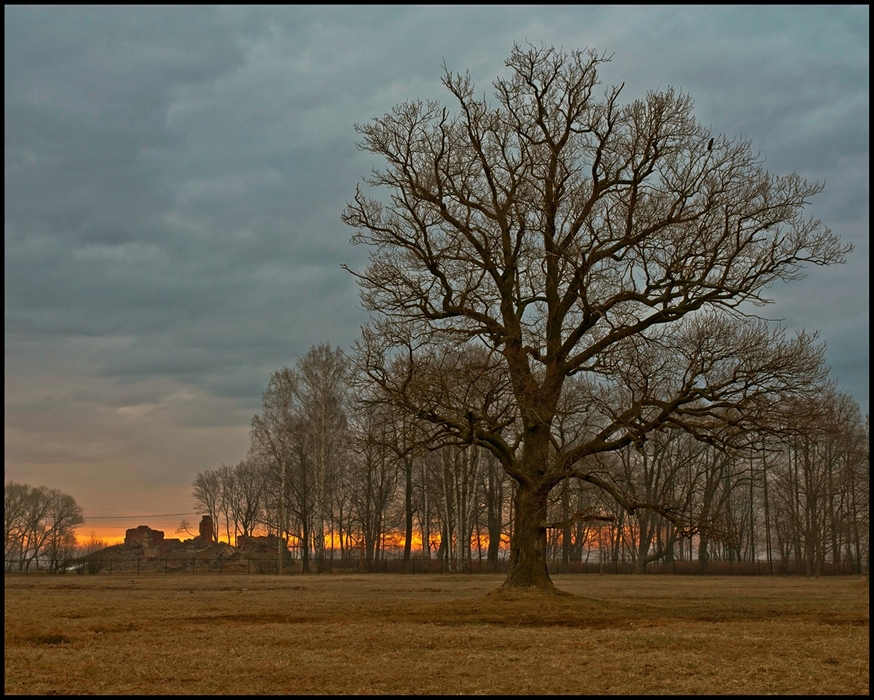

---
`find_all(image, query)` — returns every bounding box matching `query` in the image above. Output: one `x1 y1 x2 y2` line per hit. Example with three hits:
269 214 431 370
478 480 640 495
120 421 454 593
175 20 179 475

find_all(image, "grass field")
4 573 869 695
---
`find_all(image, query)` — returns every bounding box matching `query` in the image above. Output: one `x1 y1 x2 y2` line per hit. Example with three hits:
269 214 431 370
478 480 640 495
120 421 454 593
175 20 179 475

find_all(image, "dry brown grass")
4 572 869 695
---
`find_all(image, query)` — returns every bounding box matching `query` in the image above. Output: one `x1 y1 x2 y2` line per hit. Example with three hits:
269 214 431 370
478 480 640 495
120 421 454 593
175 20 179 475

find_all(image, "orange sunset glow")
77 521 518 555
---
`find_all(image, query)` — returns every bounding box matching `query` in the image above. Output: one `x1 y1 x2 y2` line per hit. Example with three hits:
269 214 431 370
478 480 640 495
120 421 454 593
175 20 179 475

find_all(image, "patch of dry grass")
4 573 868 695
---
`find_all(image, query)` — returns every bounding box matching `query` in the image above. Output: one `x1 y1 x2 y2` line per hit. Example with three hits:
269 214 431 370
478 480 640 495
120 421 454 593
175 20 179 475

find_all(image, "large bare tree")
342 44 850 591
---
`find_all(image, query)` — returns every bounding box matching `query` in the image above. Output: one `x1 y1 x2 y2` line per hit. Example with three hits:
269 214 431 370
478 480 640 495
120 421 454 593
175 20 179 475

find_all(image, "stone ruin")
124 524 165 548
123 525 172 558
197 515 214 541
98 516 291 572
122 516 217 559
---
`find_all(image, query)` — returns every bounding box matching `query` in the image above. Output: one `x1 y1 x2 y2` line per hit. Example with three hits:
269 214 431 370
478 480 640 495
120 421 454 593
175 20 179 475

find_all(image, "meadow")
4 572 868 695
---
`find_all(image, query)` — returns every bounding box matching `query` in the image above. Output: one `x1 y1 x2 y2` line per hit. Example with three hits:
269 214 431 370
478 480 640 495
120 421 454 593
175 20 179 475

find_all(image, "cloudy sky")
5 6 869 542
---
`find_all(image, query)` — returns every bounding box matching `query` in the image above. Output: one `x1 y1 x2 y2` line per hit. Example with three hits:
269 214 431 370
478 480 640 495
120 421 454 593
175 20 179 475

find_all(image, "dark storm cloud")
4 6 868 522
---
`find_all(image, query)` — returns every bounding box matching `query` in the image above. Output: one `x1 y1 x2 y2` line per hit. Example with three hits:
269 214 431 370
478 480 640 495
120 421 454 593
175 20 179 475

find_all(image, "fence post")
136 558 139 575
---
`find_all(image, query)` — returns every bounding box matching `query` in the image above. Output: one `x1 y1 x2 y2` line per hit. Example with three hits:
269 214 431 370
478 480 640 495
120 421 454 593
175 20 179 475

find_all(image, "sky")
5 6 869 544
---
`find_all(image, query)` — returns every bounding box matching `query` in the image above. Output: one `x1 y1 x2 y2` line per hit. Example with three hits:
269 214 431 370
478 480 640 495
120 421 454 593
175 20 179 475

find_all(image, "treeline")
193 343 869 575
4 482 87 572
568 390 869 576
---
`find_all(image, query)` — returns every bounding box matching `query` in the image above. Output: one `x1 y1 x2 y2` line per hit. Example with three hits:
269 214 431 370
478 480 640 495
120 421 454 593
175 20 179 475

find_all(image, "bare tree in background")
616 432 692 573
348 401 399 570
251 367 298 569
430 444 483 572
176 519 197 538
296 344 349 570
343 43 850 591
354 397 428 572
76 531 108 574
769 389 869 576
231 458 267 541
216 463 236 544
4 482 84 572
191 469 222 542
4 482 30 567
42 490 84 572
250 345 349 572
479 448 512 569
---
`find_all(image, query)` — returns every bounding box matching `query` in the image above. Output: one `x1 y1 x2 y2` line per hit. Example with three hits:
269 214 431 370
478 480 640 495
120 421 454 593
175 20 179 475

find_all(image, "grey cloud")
4 7 868 521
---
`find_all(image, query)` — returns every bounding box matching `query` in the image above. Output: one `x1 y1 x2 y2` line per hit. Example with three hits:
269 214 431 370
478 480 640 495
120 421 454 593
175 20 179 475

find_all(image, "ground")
4 573 869 695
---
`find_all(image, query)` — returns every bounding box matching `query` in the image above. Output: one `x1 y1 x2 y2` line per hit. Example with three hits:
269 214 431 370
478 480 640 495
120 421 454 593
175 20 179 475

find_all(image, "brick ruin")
197 515 214 541
123 525 170 558
116 516 289 565
122 515 216 558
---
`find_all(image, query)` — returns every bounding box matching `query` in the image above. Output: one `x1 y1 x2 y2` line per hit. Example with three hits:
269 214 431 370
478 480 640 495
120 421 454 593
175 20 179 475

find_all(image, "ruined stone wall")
123 525 167 558
198 516 214 541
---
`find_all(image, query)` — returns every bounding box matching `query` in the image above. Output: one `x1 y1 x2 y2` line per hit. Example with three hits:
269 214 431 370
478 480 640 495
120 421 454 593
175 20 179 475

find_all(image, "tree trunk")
561 485 571 566
502 479 555 591
698 533 710 567
403 457 413 571
365 532 376 572
301 519 311 574
486 460 503 568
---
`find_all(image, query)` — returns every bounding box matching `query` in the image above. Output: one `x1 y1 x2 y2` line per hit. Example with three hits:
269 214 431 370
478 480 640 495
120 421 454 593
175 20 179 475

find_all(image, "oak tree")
343 44 850 591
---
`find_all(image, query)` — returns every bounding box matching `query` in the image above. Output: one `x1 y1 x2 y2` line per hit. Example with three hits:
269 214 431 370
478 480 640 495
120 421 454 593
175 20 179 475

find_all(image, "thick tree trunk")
502 479 556 591
634 556 647 575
